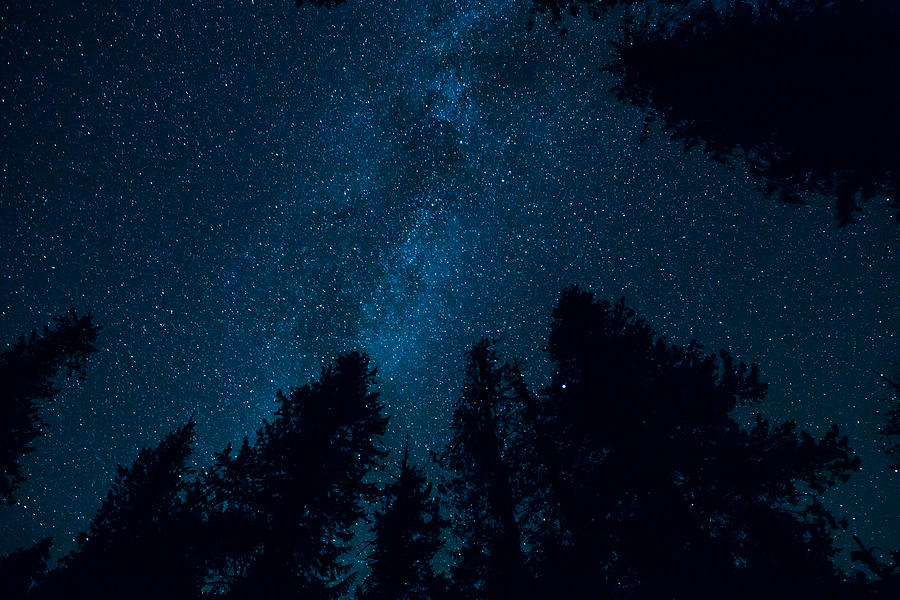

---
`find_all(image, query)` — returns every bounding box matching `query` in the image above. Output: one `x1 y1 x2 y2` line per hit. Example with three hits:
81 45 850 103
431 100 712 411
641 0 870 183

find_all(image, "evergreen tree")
0 538 51 600
358 447 447 600
851 368 900 596
38 420 203 600
0 311 100 503
881 368 900 458
527 286 859 598
439 340 533 599
204 351 388 599
609 0 900 224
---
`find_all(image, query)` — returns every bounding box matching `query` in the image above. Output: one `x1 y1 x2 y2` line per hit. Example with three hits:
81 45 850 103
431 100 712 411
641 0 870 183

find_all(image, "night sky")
1 0 897 567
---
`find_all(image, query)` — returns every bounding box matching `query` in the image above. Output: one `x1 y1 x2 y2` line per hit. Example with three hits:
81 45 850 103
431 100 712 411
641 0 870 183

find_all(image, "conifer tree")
439 340 532 599
39 420 203 600
358 447 447 600
881 369 900 458
0 538 51 600
851 368 900 596
0 311 99 503
609 0 900 224
528 286 859 598
204 351 388 599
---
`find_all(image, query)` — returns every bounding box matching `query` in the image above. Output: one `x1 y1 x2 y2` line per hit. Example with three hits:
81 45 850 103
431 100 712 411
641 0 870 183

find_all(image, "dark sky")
1 0 897 566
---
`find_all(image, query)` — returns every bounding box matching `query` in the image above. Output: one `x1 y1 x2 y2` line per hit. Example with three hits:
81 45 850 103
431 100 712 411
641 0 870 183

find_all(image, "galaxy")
1 0 897 578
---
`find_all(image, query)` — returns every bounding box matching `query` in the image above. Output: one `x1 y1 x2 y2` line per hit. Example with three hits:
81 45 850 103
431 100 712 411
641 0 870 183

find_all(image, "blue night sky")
1 0 897 565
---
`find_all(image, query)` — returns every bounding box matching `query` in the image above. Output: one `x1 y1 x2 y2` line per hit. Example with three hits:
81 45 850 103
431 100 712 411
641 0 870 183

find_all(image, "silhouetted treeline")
3 293 897 598
608 0 900 224
0 311 99 504
200 352 387 599
438 340 533 598
358 446 448 600
881 369 900 458
0 538 51 600
38 421 204 600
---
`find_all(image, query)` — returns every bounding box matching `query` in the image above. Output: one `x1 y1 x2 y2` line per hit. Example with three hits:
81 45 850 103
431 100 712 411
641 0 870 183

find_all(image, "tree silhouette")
609 0 900 225
438 340 534 599
37 420 204 600
850 367 900 596
203 351 388 599
0 311 100 504
357 446 447 600
880 368 900 458
525 286 859 598
0 538 51 600
0 295 883 597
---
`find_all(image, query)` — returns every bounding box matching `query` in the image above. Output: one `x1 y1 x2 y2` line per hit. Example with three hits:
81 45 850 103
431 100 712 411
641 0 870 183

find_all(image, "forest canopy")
607 0 900 224
297 0 900 224
3 290 894 599
2 0 896 598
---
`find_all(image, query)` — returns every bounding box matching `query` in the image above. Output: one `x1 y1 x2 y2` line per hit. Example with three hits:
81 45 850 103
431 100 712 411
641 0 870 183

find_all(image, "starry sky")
1 0 897 565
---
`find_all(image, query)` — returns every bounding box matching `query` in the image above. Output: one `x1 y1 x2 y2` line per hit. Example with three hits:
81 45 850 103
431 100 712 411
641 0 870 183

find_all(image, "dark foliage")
881 369 900 458
524 286 859 598
202 351 388 599
0 538 51 600
851 368 900 596
357 448 447 600
438 340 535 599
610 0 900 224
851 533 900 598
38 421 204 600
3 293 880 597
0 311 100 504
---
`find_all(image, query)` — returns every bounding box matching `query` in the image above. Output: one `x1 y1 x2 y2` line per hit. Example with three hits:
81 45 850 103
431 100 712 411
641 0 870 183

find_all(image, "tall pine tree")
204 351 388 599
851 367 900 596
358 446 447 600
439 340 533 599
39 420 203 600
0 538 51 600
527 286 859 598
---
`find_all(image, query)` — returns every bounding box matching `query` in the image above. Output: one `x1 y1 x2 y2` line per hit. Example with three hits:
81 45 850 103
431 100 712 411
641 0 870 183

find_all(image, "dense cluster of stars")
1 0 897 565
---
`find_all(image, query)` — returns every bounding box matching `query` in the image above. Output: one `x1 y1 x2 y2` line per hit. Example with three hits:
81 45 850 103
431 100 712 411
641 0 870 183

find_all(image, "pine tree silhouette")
38 420 203 600
0 538 51 600
0 311 99 504
526 286 859 598
439 340 533 599
357 445 448 600
203 351 388 599
609 0 900 224
1 295 878 597
851 367 900 596
881 369 900 459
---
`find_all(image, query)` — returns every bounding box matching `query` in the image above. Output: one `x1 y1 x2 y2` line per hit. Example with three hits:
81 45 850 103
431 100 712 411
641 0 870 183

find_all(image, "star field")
1 0 897 566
